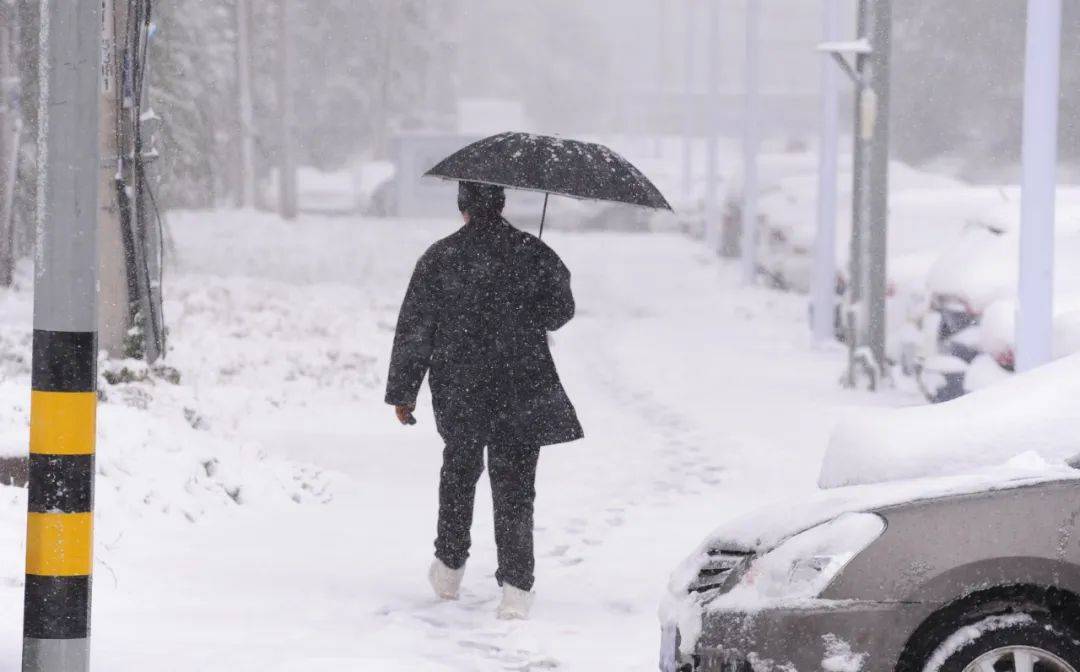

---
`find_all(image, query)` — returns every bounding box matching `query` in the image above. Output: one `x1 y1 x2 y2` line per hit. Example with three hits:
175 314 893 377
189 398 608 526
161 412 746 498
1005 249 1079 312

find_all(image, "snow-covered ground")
0 210 915 670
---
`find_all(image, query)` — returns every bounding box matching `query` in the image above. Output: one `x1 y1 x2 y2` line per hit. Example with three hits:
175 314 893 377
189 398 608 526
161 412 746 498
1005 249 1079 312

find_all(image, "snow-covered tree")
144 0 459 206
150 1 238 208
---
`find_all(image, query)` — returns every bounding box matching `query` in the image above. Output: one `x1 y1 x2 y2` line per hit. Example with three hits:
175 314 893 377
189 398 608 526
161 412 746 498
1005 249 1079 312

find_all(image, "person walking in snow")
386 181 583 620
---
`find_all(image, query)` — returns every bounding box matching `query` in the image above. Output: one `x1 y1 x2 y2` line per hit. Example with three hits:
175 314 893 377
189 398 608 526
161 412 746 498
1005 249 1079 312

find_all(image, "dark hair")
457 181 506 218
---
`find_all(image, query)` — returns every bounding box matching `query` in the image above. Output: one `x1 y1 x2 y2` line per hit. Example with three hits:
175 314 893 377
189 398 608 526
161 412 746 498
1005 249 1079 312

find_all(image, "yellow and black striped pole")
23 1 102 670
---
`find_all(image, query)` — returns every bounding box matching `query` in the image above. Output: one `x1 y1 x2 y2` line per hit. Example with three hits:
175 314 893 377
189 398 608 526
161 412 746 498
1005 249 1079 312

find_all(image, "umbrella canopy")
425 132 673 212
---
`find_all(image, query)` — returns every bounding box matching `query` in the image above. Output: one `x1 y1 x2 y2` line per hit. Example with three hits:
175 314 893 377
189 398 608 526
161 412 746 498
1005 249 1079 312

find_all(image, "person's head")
457 181 506 221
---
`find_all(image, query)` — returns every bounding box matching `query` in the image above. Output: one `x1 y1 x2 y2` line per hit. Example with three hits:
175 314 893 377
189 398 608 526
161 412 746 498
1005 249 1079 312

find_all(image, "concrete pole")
740 0 761 284
845 0 869 385
846 0 891 381
681 0 696 206
812 0 841 344
97 0 130 357
1016 0 1062 373
24 0 101 669
703 0 721 251
863 0 892 373
235 0 256 209
277 0 298 220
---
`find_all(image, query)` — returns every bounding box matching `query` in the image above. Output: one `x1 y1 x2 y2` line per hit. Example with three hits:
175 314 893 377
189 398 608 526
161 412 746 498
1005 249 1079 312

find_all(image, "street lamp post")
819 0 891 387
812 0 841 344
704 0 722 252
741 0 761 284
1016 0 1062 373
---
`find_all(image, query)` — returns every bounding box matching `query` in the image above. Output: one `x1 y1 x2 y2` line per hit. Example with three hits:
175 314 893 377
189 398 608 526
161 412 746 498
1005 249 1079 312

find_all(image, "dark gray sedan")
661 477 1080 672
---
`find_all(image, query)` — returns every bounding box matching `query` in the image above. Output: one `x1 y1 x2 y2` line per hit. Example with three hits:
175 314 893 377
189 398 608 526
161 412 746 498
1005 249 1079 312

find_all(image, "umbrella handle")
539 193 549 239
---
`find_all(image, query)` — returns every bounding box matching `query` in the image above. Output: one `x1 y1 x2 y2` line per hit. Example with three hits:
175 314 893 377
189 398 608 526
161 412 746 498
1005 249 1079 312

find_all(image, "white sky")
450 0 856 135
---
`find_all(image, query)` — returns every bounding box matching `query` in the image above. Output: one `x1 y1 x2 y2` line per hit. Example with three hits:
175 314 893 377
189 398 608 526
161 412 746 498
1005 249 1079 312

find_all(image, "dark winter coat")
385 216 584 447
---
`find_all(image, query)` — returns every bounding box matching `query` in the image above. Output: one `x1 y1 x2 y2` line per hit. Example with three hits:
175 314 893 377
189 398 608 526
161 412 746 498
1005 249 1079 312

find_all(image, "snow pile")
928 218 1080 315
0 262 32 460
94 378 333 522
822 634 868 672
820 353 1080 488
0 249 340 523
926 228 1016 312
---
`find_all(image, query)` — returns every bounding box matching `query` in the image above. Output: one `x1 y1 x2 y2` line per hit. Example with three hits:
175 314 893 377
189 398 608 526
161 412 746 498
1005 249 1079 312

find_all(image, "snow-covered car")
757 166 988 370
295 167 364 215
756 162 960 294
662 355 1080 672
917 191 1080 402
705 150 820 261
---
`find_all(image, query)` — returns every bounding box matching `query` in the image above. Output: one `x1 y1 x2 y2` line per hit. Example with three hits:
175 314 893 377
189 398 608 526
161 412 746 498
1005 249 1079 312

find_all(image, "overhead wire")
134 0 167 355
114 0 167 357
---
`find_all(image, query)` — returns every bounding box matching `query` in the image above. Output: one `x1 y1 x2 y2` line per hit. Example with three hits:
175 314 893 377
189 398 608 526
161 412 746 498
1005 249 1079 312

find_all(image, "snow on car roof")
926 188 1080 311
821 353 1080 489
669 354 1080 565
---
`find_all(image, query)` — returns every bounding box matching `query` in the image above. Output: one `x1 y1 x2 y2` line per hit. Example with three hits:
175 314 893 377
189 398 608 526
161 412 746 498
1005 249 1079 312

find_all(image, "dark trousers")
434 440 541 591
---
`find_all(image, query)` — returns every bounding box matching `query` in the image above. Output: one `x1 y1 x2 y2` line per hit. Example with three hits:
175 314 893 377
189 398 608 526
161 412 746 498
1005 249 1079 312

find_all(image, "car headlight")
731 512 885 602
686 550 753 593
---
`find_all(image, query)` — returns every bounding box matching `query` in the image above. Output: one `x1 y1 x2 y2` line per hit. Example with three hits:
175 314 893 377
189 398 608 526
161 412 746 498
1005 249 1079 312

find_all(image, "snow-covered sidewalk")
0 212 912 670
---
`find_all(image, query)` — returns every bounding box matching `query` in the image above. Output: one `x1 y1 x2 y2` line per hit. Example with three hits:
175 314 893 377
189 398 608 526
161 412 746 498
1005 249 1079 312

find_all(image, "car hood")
668 457 1079 596
661 463 1078 660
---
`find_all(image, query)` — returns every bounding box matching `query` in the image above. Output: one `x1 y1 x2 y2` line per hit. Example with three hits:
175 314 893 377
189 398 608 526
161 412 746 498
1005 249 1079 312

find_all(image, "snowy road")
0 213 912 670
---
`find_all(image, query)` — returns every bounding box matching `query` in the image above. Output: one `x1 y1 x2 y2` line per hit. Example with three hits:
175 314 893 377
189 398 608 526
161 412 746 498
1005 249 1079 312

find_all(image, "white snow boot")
496 583 534 620
428 558 465 600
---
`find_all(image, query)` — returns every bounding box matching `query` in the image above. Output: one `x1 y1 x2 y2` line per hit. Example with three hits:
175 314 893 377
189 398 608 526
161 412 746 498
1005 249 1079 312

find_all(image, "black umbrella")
425 132 673 237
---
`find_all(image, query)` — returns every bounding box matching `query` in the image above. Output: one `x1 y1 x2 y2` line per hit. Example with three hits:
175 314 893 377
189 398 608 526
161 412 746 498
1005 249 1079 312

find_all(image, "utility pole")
681 0 696 206
740 0 761 283
860 0 892 378
24 1 101 670
98 0 129 357
235 0 256 209
127 0 162 364
845 3 869 385
704 0 721 252
811 0 841 344
1016 0 1062 373
832 0 891 384
277 0 298 220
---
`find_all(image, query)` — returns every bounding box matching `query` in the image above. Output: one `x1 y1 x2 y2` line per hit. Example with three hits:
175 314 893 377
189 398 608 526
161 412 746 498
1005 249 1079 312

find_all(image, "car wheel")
927 616 1080 672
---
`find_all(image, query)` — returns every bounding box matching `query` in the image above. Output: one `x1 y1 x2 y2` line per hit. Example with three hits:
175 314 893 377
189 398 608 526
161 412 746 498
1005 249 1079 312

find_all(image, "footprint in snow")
546 544 570 558
459 640 502 654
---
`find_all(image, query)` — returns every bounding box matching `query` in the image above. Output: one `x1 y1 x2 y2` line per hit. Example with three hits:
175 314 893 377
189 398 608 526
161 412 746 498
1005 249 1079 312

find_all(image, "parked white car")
919 199 1080 401
757 164 987 367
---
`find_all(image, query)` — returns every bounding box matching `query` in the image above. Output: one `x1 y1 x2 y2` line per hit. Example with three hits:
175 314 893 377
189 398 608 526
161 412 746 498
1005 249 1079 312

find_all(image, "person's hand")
395 404 417 426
